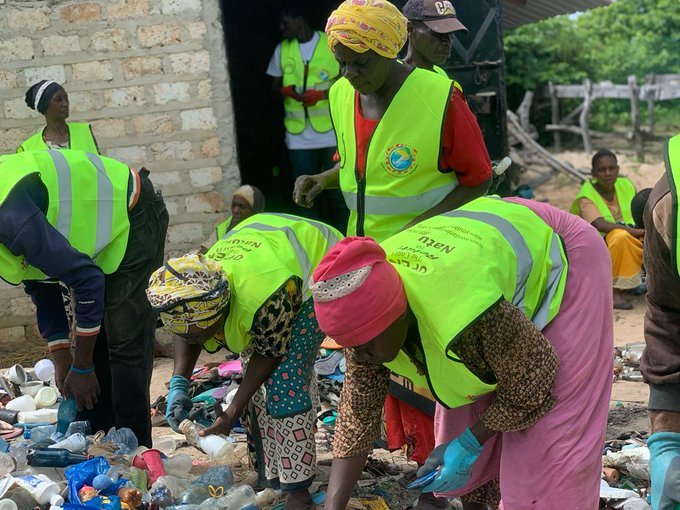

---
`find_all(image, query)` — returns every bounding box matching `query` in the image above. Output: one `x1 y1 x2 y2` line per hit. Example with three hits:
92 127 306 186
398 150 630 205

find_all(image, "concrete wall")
0 0 239 341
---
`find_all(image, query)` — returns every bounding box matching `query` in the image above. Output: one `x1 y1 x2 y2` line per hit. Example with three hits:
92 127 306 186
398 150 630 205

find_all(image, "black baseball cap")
402 0 468 34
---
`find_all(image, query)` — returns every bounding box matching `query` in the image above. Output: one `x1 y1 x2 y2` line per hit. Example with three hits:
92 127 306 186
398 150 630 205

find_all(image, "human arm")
323 348 391 510
293 163 341 208
165 341 203 432
578 198 644 236
202 277 303 436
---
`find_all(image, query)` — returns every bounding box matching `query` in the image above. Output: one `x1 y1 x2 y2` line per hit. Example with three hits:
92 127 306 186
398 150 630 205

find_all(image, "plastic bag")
65 456 127 504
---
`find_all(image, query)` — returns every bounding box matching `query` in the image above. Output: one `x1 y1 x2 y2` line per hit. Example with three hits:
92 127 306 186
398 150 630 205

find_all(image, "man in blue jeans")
267 4 348 231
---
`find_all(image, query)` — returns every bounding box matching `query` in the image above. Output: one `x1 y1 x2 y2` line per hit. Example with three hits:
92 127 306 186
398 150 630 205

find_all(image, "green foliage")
504 0 680 130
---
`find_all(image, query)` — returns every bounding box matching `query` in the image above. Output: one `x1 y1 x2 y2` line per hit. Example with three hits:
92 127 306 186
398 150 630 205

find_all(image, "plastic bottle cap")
49 494 64 506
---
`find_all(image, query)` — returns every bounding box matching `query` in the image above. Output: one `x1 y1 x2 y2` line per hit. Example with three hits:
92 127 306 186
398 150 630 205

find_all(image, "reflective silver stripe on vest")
342 181 456 215
86 153 114 258
308 108 331 118
270 213 341 250
311 81 333 92
531 233 566 330
285 110 306 119
48 150 72 238
442 210 532 313
223 223 313 292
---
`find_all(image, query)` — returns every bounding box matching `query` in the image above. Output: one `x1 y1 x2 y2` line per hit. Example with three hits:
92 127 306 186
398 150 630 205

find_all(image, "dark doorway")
219 0 340 212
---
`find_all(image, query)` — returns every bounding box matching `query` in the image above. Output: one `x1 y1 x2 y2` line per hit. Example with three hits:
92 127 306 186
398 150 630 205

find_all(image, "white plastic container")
0 500 17 510
17 408 58 424
49 433 87 453
7 365 27 385
14 474 64 507
179 420 234 462
33 360 55 382
33 387 58 409
19 382 43 398
6 395 36 412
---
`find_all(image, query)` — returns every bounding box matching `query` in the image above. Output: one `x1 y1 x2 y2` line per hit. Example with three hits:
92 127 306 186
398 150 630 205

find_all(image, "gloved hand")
300 89 326 107
418 428 483 493
166 375 193 433
280 85 300 100
648 432 680 509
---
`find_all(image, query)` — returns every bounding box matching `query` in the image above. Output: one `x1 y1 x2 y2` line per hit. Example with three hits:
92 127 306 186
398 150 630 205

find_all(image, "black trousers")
77 171 168 447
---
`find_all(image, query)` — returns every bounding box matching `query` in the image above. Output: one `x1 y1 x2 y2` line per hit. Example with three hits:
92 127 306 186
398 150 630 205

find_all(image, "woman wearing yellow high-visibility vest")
147 213 342 510
18 80 99 154
311 197 613 510
570 149 644 309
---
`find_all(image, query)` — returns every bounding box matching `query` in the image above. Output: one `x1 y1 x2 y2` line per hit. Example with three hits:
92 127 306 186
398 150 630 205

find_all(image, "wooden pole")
645 73 656 137
548 82 561 152
579 79 593 155
629 74 644 161
518 90 534 134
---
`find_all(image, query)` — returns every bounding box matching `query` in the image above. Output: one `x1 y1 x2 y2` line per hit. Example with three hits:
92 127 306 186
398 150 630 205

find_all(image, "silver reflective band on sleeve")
223 223 312 291
270 213 342 249
48 150 72 239
442 210 532 313
86 153 114 259
531 233 567 330
343 182 456 215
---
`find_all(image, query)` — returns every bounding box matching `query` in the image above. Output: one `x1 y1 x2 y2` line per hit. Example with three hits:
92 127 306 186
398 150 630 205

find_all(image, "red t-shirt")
350 87 491 187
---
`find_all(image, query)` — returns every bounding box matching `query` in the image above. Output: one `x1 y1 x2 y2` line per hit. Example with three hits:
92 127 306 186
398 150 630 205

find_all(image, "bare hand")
63 371 100 411
200 407 240 437
626 226 645 238
51 349 73 394
293 174 325 208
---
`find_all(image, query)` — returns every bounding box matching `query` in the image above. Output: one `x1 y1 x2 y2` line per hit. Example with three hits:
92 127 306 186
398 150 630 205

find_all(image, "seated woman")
571 149 644 309
18 80 99 153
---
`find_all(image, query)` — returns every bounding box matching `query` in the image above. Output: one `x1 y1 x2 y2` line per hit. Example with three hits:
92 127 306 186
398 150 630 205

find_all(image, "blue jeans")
289 147 348 233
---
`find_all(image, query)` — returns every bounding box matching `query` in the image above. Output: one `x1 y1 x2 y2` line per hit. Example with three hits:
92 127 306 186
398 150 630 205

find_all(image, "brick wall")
0 0 239 341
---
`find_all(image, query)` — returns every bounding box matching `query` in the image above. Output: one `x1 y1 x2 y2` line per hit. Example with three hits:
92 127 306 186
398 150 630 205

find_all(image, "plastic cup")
34 387 58 409
0 499 17 510
7 365 27 385
6 395 36 412
19 382 43 398
33 360 55 382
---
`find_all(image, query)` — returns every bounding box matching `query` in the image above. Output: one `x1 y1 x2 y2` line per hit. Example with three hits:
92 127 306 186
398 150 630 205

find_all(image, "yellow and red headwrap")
326 0 407 59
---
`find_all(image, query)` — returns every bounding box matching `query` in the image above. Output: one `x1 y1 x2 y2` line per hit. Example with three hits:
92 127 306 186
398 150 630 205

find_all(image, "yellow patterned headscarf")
326 0 407 59
146 253 230 335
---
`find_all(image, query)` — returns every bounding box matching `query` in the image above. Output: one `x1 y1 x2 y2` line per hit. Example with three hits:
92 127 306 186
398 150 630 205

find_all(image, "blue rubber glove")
648 432 680 510
418 428 483 493
166 375 193 433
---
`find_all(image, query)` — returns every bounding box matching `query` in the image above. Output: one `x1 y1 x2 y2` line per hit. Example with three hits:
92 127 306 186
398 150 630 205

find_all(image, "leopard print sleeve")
249 276 303 358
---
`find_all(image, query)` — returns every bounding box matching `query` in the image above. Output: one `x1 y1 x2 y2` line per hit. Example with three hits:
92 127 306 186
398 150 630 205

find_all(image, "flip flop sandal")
0 427 23 440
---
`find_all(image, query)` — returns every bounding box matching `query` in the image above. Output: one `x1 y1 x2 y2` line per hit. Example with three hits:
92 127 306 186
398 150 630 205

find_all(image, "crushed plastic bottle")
162 454 193 478
153 436 177 455
129 467 148 492
0 453 14 477
64 420 91 437
152 475 189 499
27 425 56 443
9 444 28 471
179 420 235 462
178 466 233 505
49 433 87 453
101 427 138 455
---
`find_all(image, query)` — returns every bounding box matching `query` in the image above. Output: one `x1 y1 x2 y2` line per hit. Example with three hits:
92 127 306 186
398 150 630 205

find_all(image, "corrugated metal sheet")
502 0 613 28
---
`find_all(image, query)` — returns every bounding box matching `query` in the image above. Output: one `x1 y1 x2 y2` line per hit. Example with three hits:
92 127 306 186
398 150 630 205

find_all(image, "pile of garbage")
0 360 277 510
600 431 651 509
613 342 645 382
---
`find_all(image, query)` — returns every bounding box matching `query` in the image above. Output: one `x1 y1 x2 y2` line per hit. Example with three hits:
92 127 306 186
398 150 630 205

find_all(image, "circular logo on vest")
319 69 330 81
384 144 417 177
282 57 296 75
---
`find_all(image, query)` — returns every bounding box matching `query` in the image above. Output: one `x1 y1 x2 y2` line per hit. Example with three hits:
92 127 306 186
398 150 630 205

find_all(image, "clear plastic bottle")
9 444 28 470
0 453 14 476
56 398 77 436
64 420 91 437
28 425 56 443
102 427 138 455
178 466 233 505
179 420 234 462
129 467 149 492
214 485 256 510
162 454 193 477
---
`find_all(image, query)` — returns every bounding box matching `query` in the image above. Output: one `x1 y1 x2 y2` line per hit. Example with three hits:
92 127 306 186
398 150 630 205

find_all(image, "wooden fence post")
548 82 561 152
518 90 534 134
629 74 644 161
645 73 656 137
580 79 593 155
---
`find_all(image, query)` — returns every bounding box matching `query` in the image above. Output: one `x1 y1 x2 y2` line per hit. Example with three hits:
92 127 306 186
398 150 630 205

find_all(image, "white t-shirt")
267 32 337 151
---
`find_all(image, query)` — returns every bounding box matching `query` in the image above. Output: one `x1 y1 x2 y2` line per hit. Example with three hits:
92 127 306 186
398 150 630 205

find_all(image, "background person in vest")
293 0 492 245
571 149 644 309
215 184 266 240
147 214 343 510
266 4 348 230
0 149 168 447
310 197 613 510
18 80 99 154
402 0 467 77
631 135 680 510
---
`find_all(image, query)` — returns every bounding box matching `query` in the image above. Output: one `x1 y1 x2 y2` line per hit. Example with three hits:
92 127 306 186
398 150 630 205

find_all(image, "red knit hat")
311 237 407 347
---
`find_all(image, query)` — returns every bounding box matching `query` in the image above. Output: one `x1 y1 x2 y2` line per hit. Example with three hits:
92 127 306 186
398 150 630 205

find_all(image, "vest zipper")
357 174 366 237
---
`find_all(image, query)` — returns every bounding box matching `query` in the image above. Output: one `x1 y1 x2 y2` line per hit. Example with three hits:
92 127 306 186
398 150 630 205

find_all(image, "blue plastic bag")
65 456 127 504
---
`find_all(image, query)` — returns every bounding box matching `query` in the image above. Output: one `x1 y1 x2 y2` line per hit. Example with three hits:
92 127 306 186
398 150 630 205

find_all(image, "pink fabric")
312 237 407 347
434 198 613 509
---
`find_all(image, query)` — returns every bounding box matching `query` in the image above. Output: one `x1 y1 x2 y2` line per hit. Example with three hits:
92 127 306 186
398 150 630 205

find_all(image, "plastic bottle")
56 398 77 436
18 409 57 424
6 396 36 413
129 467 149 492
152 475 189 498
162 454 193 477
33 387 58 409
0 410 18 425
14 474 64 506
0 438 10 454
0 453 14 476
178 466 233 505
9 444 27 471
213 485 256 509
102 427 138 455
49 433 87 453
28 424 56 443
26 448 87 467
179 420 234 462
153 436 177 455
64 420 91 437
33 360 55 382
